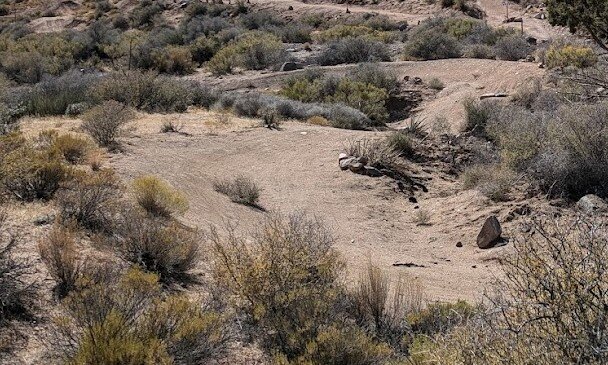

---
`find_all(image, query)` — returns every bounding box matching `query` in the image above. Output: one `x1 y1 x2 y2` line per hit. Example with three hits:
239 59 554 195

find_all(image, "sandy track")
110 117 534 302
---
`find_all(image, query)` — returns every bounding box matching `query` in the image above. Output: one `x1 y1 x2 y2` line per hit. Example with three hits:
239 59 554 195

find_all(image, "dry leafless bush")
38 224 84 298
56 169 123 233
81 100 134 149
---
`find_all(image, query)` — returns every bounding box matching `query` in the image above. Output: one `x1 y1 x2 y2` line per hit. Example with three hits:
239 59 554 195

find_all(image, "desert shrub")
510 78 542 109
150 45 195 75
445 18 478 40
328 79 389 123
314 25 397 43
493 34 530 61
132 175 188 218
462 43 495 59
240 10 283 30
54 268 230 364
427 77 445 90
207 32 286 75
0 138 70 201
461 97 499 137
403 29 461 60
307 116 330 126
386 132 414 157
274 23 313 43
351 63 399 93
287 325 393 365
190 83 220 109
213 175 261 207
545 43 598 69
91 71 193 113
350 263 422 352
0 212 36 322
317 37 391 66
38 225 83 298
345 138 397 169
461 164 514 201
26 70 97 116
130 0 164 29
210 212 344 360
45 132 93 165
116 214 200 281
328 104 373 130
81 100 134 148
407 300 476 337
56 169 123 232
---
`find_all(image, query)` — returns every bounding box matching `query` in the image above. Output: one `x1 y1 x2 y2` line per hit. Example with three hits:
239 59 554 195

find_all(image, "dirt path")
108 114 539 302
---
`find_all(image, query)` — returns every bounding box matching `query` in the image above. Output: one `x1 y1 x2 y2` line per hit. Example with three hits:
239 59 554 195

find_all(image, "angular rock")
577 194 608 215
476 216 502 249
364 166 383 177
348 162 365 174
338 153 349 161
339 157 357 170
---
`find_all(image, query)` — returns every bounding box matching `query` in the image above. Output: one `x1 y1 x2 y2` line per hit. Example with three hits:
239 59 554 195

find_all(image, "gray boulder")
577 194 608 214
339 157 357 170
476 216 502 249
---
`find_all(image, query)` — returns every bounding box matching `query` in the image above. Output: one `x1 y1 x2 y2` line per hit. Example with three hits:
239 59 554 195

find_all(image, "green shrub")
132 175 188 218
210 212 344 360
351 63 399 93
428 77 445 90
328 79 389 123
151 45 195 75
45 132 93 165
462 97 498 137
493 35 530 61
386 132 414 157
55 268 230 364
81 100 134 148
27 70 96 116
213 175 261 207
314 25 397 43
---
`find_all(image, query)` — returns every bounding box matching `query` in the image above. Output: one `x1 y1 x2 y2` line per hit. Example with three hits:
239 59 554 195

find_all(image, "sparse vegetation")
132 175 188 218
213 175 261 207
38 225 83 298
81 100 134 148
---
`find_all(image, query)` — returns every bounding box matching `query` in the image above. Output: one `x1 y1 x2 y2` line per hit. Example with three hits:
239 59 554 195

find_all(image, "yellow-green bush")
132 175 188 218
56 267 230 364
151 45 195 75
313 25 397 43
210 212 344 360
461 164 514 201
329 79 389 122
545 44 598 69
39 131 93 165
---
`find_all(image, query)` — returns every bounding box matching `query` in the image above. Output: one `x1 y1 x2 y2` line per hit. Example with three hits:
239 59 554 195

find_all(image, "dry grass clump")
132 175 188 218
307 115 330 126
345 138 398 169
461 164 514 201
386 132 414 158
38 224 84 298
213 175 261 207
81 100 134 149
53 267 231 364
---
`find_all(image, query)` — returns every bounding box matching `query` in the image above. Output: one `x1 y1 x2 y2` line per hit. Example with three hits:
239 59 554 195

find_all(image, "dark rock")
456 241 463 248
476 216 502 249
408 196 417 203
280 62 302 72
364 166 383 177
348 162 365 174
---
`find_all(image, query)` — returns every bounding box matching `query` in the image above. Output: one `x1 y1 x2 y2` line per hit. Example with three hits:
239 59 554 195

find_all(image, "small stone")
339 157 357 170
456 241 463 248
408 196 417 203
348 162 365 174
476 216 502 249
577 194 608 215
338 153 349 161
33 214 55 226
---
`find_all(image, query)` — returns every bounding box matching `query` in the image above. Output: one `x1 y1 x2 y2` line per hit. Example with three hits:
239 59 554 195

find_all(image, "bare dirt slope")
89 111 535 303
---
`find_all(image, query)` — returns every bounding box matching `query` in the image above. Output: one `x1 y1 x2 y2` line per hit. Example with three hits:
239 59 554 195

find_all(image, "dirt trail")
107 114 538 302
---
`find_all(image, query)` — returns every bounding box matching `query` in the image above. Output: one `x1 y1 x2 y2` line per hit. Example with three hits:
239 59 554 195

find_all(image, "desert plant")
317 37 391 66
54 267 231 364
413 209 432 226
0 212 36 323
462 97 498 137
210 211 344 360
213 175 261 207
132 175 189 218
545 43 598 69
207 32 286 75
26 70 96 116
56 169 123 232
81 100 134 148
38 225 84 298
403 29 461 60
345 138 397 169
461 164 514 201
386 132 414 157
49 133 93 165
116 213 200 281
493 35 530 61
427 78 445 90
